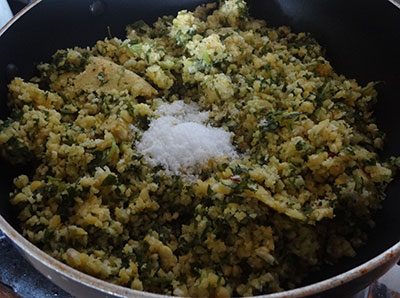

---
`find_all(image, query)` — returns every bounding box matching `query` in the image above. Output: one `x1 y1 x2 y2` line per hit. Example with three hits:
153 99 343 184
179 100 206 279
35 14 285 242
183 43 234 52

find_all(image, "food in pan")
0 1 398 296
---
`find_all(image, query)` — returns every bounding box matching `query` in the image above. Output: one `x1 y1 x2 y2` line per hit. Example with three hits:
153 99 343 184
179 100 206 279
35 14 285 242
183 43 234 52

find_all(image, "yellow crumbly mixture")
0 1 397 296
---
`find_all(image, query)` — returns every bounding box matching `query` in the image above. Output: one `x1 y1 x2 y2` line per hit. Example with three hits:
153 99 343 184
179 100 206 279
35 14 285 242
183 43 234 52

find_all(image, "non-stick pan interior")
0 0 399 288
0 0 215 229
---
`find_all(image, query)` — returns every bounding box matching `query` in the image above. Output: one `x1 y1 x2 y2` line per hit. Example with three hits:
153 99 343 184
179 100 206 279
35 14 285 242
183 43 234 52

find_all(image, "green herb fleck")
97 71 109 86
202 50 211 66
341 146 355 155
295 141 304 151
260 113 280 133
101 174 119 186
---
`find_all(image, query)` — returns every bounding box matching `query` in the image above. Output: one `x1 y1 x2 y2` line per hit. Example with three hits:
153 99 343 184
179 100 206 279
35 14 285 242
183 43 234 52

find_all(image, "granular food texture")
0 1 398 297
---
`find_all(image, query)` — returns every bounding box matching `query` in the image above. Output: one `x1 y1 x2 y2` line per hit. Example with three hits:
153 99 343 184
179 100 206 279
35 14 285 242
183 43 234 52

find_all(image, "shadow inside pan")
0 0 399 290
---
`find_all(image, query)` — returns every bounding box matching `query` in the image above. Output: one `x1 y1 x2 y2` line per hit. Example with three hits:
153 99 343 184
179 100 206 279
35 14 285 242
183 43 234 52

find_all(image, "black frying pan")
0 0 399 297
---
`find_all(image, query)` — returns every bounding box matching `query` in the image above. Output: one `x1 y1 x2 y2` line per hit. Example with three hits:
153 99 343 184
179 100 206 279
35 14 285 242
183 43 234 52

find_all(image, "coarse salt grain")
136 101 237 177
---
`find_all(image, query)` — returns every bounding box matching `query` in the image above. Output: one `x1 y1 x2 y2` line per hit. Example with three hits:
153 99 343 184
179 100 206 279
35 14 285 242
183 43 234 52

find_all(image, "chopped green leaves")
236 0 249 21
282 112 303 120
175 27 197 46
295 141 304 151
202 50 211 66
58 186 80 220
232 165 248 176
137 114 150 130
101 174 119 186
127 42 143 54
51 50 89 73
315 82 331 107
223 165 255 193
263 63 271 71
259 111 303 134
302 206 313 216
97 71 109 86
159 60 174 70
259 113 280 133
88 138 118 169
341 146 355 155
4 136 32 163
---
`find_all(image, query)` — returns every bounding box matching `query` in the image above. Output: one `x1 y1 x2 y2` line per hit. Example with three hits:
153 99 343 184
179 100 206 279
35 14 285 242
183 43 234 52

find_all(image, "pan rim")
1 214 400 297
0 0 399 297
0 0 41 36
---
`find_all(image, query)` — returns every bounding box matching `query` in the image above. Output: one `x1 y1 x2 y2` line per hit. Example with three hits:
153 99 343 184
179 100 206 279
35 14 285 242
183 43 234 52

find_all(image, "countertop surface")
0 231 72 298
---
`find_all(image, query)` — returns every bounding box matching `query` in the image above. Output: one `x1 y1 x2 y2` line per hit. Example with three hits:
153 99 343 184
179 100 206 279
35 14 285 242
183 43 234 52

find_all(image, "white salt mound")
154 100 209 123
137 101 237 176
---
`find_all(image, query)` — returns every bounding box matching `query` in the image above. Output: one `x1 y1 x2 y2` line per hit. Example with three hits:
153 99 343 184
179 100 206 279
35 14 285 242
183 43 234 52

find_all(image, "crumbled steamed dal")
0 1 397 297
